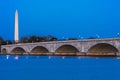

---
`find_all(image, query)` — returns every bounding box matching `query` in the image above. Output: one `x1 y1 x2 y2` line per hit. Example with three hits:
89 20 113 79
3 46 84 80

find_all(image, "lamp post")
81 37 84 39
96 34 100 38
116 33 120 38
78 35 81 39
62 36 65 40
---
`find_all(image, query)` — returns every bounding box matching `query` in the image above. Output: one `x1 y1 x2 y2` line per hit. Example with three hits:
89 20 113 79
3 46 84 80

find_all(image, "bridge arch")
11 47 26 54
1 48 7 54
55 45 79 55
30 46 49 55
87 43 119 55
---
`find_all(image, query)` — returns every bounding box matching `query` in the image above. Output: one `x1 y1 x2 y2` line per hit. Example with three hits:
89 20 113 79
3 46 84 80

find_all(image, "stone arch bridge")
1 38 120 56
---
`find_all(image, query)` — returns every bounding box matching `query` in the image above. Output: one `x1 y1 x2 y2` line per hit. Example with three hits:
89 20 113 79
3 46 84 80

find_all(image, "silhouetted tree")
39 36 48 42
5 40 13 45
87 37 96 39
49 37 57 41
2 41 6 45
20 35 58 43
67 38 78 40
45 35 58 41
21 36 29 43
29 36 38 43
0 37 3 45
46 35 54 41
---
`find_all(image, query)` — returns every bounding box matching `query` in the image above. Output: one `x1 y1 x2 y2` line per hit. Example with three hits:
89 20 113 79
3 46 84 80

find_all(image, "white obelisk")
14 10 19 43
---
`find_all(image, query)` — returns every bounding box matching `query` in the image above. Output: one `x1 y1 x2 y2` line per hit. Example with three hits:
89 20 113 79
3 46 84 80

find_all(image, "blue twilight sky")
0 0 120 40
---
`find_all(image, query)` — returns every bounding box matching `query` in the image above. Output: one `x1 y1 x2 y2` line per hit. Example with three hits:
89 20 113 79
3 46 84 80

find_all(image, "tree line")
0 35 97 45
0 35 57 45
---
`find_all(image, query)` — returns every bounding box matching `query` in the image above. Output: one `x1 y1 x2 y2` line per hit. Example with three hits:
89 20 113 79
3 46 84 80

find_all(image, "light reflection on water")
14 55 19 60
6 55 10 60
0 55 120 80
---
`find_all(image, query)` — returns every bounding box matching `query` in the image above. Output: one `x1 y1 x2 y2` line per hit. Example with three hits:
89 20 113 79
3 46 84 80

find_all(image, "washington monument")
14 10 19 43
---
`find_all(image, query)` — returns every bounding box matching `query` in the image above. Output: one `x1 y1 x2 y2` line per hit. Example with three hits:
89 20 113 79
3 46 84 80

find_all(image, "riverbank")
0 53 119 57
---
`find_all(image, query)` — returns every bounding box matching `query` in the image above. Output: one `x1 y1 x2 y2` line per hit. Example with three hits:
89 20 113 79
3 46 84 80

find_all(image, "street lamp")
62 36 65 40
116 33 120 38
96 34 100 38
81 37 84 39
78 35 81 39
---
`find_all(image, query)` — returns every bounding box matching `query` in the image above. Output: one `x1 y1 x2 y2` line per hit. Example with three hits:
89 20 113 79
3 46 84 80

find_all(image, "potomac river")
0 55 120 80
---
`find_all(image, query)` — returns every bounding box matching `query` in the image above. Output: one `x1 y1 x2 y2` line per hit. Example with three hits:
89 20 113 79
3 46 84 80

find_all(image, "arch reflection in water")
25 56 29 59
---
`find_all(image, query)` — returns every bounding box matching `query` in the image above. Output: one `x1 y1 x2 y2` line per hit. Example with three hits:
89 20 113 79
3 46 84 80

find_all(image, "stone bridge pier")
1 38 120 56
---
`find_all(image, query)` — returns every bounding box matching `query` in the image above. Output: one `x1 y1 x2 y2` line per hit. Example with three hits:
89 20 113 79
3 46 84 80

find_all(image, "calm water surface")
0 55 120 80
